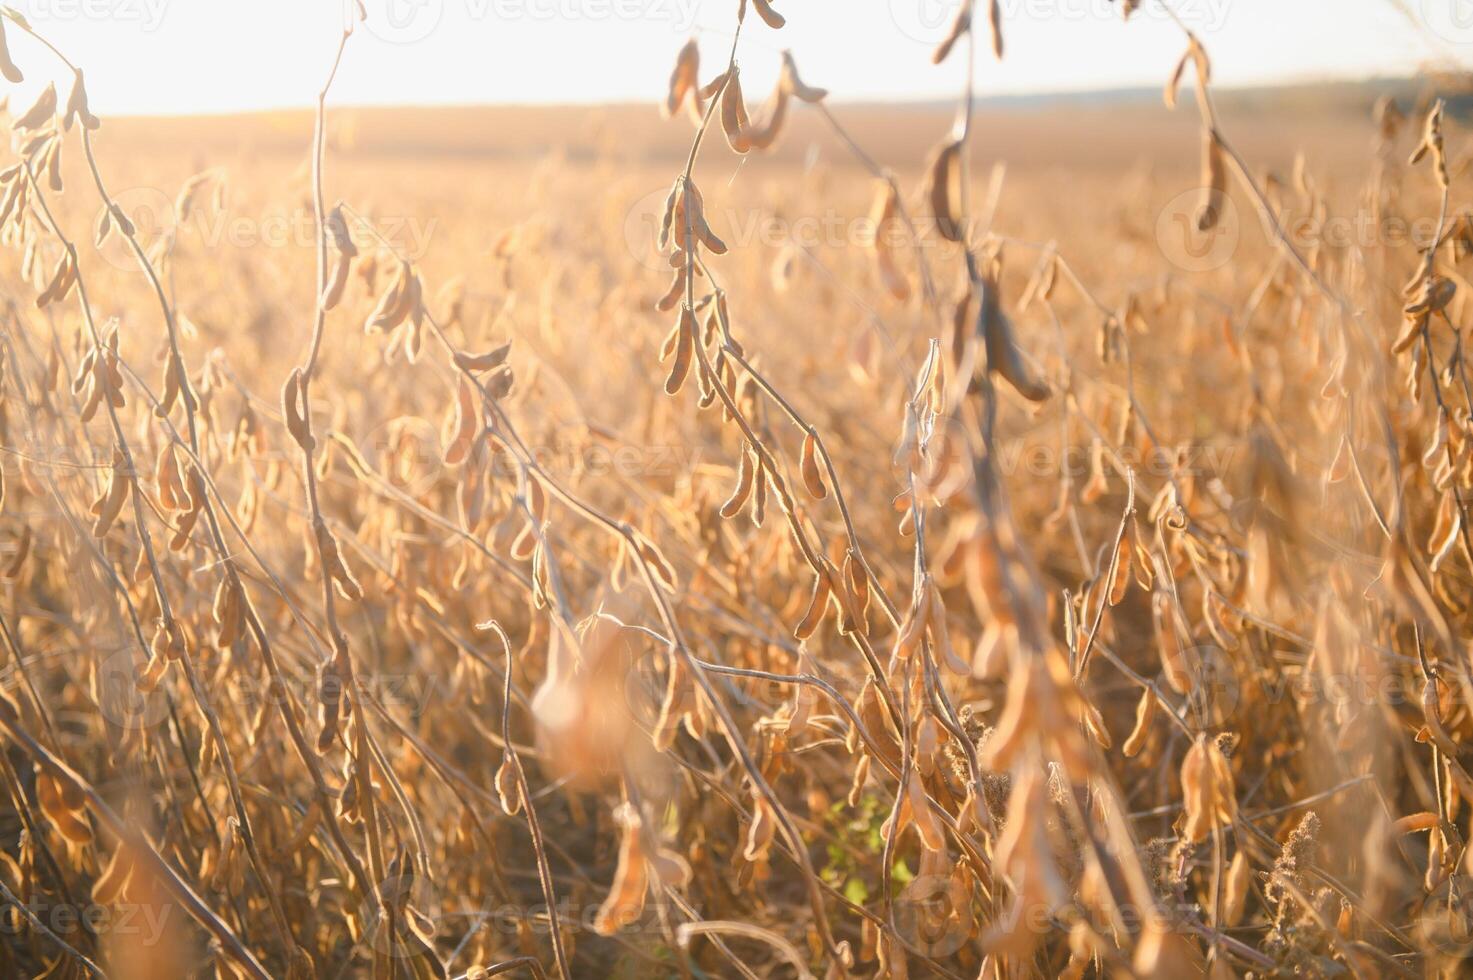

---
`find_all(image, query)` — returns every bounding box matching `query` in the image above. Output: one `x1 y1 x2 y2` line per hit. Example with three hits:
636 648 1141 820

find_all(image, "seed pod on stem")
933 4 970 64
664 307 696 395
321 205 356 311
663 38 702 119
13 82 55 131
868 180 911 301
927 139 964 243
0 17 22 84
64 69 99 131
749 0 785 29
1197 128 1227 232
719 67 752 154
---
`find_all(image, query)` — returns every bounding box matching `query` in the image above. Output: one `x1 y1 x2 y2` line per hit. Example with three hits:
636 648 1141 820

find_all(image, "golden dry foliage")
0 2 1470 978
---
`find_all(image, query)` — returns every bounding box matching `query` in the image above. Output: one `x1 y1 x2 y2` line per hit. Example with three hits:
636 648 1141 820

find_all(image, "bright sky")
0 0 1463 116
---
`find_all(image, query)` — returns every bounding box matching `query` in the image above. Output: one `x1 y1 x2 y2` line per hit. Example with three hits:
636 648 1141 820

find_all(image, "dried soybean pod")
155 444 183 512
719 67 752 154
926 583 970 674
655 264 688 313
1429 490 1460 572
720 446 756 519
660 302 690 358
698 70 728 103
844 753 872 809
12 82 54 131
1122 688 1156 757
657 178 681 251
635 537 678 592
664 38 700 118
743 794 778 862
454 341 512 373
91 462 130 539
213 579 242 646
0 17 21 84
907 771 947 851
110 202 135 237
933 5 969 64
870 181 911 301
1107 533 1132 606
321 528 363 603
156 350 186 419
743 85 790 151
780 51 826 102
44 138 61 192
94 205 113 248
37 772 90 844
1164 45 1191 109
365 259 418 333
928 140 963 243
92 844 136 905
1222 852 1250 926
750 0 785 29
321 206 356 311
800 428 826 499
36 251 74 309
1197 128 1227 232
915 715 940 776
594 804 650 935
697 344 719 407
665 308 695 395
750 457 768 526
1081 699 1112 750
64 69 99 131
844 551 871 623
979 266 1050 402
685 181 727 255
495 753 523 815
282 368 314 451
1152 592 1191 694
795 569 831 639
442 375 479 466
